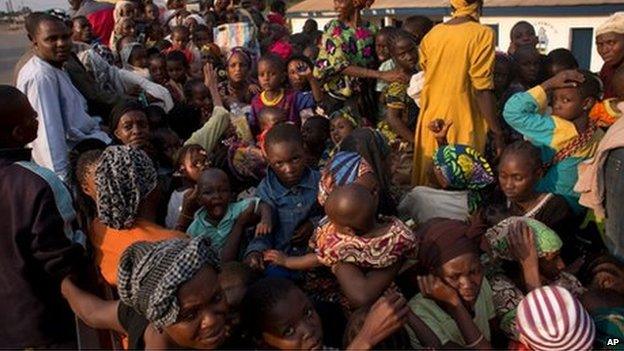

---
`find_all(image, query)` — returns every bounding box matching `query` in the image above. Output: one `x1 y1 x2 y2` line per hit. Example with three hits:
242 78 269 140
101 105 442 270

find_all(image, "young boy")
244 123 322 271
0 85 86 347
503 69 604 214
186 168 272 261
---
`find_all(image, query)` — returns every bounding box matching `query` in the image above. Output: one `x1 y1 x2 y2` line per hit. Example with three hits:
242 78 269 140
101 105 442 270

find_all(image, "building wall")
291 13 609 72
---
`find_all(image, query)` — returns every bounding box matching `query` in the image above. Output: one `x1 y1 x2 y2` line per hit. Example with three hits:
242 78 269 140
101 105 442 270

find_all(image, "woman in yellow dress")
412 0 504 186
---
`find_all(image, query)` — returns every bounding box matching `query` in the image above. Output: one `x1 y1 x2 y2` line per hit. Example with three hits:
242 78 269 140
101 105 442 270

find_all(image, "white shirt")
16 56 111 182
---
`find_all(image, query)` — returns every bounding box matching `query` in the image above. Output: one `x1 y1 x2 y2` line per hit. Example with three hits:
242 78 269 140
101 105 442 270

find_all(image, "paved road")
0 26 29 85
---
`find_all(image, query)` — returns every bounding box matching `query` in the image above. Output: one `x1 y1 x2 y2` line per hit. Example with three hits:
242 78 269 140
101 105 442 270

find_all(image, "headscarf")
227 46 253 68
318 151 374 205
95 146 157 230
516 286 595 351
433 144 494 212
450 0 481 21
117 236 220 329
416 218 478 274
596 12 624 37
329 106 360 129
114 0 136 22
485 217 563 262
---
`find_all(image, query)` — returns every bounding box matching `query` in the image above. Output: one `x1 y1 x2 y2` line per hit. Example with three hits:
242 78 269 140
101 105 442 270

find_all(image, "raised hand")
541 69 585 91
357 290 409 347
417 275 461 308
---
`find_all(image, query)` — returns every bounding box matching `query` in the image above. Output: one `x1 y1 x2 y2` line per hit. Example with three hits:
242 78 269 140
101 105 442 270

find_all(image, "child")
329 107 359 151
494 53 513 102
301 116 331 169
508 21 538 54
506 45 542 98
144 2 160 23
120 42 149 77
256 107 286 148
287 55 314 92
165 25 194 64
165 50 189 102
503 69 604 213
241 277 409 350
148 52 169 86
192 24 213 55
374 27 398 94
589 64 624 127
544 48 579 79
496 141 574 236
266 0 287 26
184 78 213 124
402 15 433 45
165 144 210 229
186 168 272 260
250 54 322 132
265 184 418 308
244 123 322 271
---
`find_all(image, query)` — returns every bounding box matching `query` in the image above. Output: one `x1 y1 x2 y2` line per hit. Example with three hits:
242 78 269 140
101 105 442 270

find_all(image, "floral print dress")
314 19 377 100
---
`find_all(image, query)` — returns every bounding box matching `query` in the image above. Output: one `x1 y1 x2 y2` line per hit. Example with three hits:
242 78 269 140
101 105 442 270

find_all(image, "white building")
287 0 624 72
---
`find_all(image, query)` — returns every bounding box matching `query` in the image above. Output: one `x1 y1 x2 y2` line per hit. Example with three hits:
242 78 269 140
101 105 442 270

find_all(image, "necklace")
260 89 284 106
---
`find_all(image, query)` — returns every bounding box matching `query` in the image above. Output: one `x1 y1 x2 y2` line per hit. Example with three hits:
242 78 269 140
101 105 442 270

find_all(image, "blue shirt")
186 198 259 252
246 167 322 255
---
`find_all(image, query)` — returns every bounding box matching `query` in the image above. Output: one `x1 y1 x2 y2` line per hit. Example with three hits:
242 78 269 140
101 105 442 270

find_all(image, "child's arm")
263 250 321 270
297 63 324 103
175 187 200 232
427 119 452 147
333 262 402 309
255 201 273 236
203 62 223 108
386 106 414 144
60 276 125 333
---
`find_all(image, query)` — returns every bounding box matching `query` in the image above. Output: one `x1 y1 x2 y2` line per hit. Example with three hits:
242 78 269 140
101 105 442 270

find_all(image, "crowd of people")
2 0 624 349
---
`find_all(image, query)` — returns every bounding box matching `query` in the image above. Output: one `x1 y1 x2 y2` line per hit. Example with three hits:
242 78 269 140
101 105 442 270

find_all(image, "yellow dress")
412 21 495 186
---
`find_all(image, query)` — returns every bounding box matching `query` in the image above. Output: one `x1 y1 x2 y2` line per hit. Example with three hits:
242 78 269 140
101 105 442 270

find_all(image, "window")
487 24 500 48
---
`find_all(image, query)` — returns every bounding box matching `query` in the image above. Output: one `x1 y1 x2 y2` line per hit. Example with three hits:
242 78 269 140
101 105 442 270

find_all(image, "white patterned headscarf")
117 236 220 329
95 145 157 230
596 12 624 37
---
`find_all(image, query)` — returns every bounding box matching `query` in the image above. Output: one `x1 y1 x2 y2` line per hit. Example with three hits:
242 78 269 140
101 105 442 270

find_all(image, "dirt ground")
0 24 29 85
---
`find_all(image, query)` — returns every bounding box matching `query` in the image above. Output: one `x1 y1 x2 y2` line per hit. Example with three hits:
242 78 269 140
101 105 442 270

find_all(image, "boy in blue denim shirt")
244 123 322 271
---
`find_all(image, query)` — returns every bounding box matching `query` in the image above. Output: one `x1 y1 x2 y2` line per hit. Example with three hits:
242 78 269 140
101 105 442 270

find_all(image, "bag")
213 22 259 56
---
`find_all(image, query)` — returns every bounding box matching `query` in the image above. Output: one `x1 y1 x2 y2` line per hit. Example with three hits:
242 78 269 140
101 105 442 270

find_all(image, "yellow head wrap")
450 0 481 21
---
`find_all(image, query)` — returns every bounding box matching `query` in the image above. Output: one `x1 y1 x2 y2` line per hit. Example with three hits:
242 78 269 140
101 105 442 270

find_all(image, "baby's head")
552 70 602 122
301 116 330 151
325 183 376 236
152 127 182 168
166 50 189 84
171 25 191 49
263 123 307 188
242 277 323 350
329 108 358 145
197 168 232 222
402 15 433 45
510 21 538 49
512 45 541 86
498 141 543 203
176 144 210 183
258 53 286 92
258 106 287 132
544 48 579 79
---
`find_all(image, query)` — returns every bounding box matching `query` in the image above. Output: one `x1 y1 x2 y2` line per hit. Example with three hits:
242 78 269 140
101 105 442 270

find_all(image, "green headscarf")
485 217 563 262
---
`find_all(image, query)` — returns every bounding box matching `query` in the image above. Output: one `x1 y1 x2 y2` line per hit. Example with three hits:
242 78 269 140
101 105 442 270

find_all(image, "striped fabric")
516 286 595 351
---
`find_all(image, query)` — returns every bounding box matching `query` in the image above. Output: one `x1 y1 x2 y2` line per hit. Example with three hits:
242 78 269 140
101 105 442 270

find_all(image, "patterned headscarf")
516 286 595 351
318 151 374 205
226 46 253 68
450 0 481 20
95 146 157 230
485 217 562 262
433 144 494 212
117 236 220 329
329 106 360 129
416 218 477 274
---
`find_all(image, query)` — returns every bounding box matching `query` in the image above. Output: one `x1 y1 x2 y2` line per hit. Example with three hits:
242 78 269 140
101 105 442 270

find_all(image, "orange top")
90 218 187 286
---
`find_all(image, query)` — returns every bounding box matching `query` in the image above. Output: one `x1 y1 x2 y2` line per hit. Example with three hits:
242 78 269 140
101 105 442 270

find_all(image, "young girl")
241 277 409 350
185 168 272 261
265 184 418 308
329 107 359 153
148 53 169 86
165 25 194 64
165 50 189 102
250 54 322 132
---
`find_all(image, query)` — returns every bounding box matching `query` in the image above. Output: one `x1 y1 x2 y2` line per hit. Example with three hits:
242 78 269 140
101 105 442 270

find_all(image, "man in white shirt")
16 13 110 182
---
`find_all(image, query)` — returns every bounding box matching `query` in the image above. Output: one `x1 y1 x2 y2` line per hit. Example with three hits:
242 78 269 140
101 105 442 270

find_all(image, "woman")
407 218 498 349
412 0 504 186
313 0 407 119
62 236 231 350
596 12 624 99
340 128 397 215
218 47 260 113
91 145 186 285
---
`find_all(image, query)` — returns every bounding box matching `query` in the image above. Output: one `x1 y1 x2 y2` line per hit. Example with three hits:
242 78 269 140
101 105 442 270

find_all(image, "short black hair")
109 100 146 131
258 53 286 72
386 29 416 53
166 50 189 69
544 48 579 73
241 277 298 338
376 26 398 40
510 20 535 38
144 105 167 129
500 140 542 172
270 0 286 13
263 122 303 149
193 24 210 35
171 25 190 37
25 12 64 37
303 115 330 135
403 15 433 36
75 149 103 185
0 85 28 129
578 70 602 100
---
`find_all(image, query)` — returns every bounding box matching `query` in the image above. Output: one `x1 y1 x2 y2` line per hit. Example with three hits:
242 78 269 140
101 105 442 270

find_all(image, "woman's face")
329 117 354 145
227 53 249 84
164 266 229 349
260 288 323 350
333 0 355 20
539 251 565 281
596 32 624 67
498 153 540 203
114 110 150 147
439 252 483 305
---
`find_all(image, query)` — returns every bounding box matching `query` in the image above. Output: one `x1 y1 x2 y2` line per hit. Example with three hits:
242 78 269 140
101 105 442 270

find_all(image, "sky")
9 0 68 11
